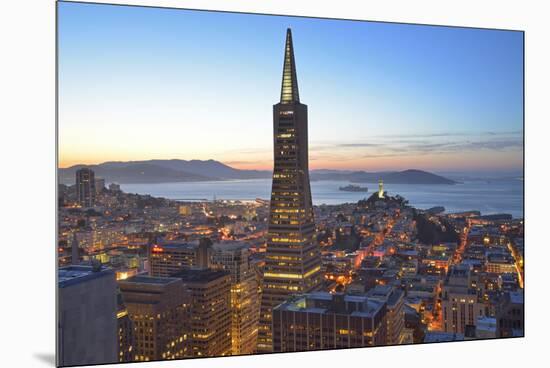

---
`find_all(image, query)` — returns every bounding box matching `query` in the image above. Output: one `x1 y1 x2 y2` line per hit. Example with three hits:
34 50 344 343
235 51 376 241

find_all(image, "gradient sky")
58 1 523 174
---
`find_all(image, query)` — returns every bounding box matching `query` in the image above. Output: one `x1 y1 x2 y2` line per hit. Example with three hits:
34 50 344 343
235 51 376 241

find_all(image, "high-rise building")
76 168 96 207
272 292 387 352
57 265 118 366
211 241 261 355
95 177 106 194
118 275 190 362
196 237 212 269
172 268 232 357
116 292 135 363
258 28 322 353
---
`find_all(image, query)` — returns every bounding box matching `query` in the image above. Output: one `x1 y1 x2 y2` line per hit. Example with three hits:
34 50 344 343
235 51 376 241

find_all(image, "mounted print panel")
56 1 524 367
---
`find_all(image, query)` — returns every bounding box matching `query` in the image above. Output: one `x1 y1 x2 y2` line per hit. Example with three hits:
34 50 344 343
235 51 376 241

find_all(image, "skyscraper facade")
172 268 232 357
116 292 135 363
211 241 261 355
58 265 118 366
149 242 199 277
76 167 96 207
257 28 322 352
118 276 190 362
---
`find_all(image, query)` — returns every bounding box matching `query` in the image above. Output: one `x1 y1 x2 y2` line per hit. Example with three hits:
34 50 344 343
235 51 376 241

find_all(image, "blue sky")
58 1 523 174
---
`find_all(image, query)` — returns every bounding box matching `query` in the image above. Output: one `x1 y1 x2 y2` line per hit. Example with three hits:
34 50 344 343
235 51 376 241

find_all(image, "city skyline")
56 5 525 365
58 2 523 173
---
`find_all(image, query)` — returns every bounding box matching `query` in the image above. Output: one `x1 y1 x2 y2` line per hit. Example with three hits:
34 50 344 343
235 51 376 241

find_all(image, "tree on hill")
414 213 459 245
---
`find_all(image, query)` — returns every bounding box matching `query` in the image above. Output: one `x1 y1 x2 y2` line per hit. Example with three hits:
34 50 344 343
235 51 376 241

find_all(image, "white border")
1 0 548 367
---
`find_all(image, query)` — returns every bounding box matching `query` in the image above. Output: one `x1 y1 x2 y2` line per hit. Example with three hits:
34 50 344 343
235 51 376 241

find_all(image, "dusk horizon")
58 157 524 177
58 2 523 173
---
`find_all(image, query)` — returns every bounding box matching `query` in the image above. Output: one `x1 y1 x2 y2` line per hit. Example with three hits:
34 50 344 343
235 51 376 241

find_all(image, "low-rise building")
272 292 387 352
496 291 524 337
441 265 486 334
424 331 464 343
476 316 497 339
367 285 405 345
486 254 516 274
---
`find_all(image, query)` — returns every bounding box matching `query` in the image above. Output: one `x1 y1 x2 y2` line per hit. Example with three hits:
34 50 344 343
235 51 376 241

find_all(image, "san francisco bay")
120 178 524 218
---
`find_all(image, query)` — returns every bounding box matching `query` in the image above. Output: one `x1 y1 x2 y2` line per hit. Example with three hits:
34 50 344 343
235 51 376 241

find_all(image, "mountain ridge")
58 159 457 185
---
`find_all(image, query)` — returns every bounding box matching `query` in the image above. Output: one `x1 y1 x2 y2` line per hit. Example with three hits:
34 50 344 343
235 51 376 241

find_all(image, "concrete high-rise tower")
58 265 118 366
257 28 322 353
76 168 96 207
211 241 261 355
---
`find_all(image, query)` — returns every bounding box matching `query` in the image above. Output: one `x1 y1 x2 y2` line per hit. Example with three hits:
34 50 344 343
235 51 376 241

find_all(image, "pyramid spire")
280 28 300 104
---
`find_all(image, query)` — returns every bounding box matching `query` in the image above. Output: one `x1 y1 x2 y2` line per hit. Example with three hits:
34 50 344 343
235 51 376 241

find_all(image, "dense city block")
57 169 524 365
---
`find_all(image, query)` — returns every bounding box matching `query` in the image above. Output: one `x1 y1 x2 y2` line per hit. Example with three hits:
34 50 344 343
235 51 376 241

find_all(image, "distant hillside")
143 159 270 179
58 163 213 184
311 169 457 184
59 160 456 185
381 169 457 184
58 159 270 184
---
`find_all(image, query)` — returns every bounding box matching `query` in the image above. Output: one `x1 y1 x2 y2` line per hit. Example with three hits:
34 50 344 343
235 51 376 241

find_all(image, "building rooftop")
424 332 465 343
58 265 114 288
449 264 471 277
509 291 524 305
367 285 404 307
476 316 497 331
171 268 229 283
366 285 392 299
153 241 197 251
424 254 451 261
121 275 180 285
275 292 385 317
307 291 334 301
212 241 250 251
397 249 418 257
461 259 482 266
487 254 514 264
